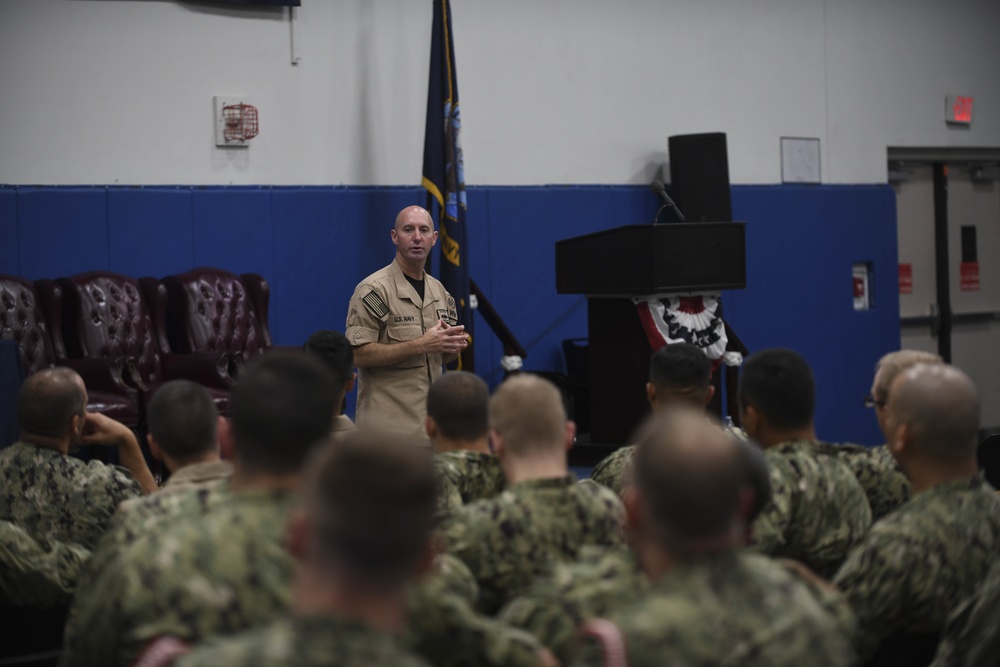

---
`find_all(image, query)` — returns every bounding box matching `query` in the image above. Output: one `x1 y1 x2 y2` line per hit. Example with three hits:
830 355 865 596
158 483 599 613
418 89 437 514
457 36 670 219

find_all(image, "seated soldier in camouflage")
834 363 1000 663
500 431 774 663
740 349 871 577
819 350 941 521
146 430 438 667
440 374 625 615
304 330 359 434
64 381 233 639
589 342 741 496
426 371 504 511
60 352 340 667
0 519 90 608
930 558 1000 667
573 409 857 667
143 380 233 491
0 367 156 551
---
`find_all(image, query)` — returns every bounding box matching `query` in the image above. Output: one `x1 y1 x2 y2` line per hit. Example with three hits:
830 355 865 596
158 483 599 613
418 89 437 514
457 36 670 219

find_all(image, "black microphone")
649 180 686 222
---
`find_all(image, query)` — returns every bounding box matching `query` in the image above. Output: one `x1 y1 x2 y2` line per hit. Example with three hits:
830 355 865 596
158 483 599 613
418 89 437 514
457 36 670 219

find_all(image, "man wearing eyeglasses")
831 350 942 521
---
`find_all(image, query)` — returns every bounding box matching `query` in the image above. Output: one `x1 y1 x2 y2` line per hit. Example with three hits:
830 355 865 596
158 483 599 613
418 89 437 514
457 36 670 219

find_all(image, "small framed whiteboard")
781 137 821 184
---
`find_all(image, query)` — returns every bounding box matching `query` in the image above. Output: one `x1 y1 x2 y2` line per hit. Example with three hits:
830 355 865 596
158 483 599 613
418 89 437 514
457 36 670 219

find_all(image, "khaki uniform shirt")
346 260 457 444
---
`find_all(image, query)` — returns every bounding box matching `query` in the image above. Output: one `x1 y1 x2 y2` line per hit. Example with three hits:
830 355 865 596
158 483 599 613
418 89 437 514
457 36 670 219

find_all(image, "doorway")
889 148 1000 435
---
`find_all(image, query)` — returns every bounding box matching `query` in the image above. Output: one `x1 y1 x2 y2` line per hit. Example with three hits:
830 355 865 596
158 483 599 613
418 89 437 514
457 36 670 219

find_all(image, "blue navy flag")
422 0 472 368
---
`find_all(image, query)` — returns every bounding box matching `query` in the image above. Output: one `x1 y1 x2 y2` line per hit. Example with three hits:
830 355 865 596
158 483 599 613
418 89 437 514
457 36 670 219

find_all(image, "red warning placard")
899 264 913 294
960 261 980 292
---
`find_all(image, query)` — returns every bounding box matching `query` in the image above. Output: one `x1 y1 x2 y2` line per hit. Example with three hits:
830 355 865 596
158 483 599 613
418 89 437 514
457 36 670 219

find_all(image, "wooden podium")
555 223 746 445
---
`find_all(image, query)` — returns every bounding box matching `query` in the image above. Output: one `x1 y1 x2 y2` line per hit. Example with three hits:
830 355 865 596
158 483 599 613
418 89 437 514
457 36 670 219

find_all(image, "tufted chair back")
162 268 271 366
58 271 163 389
0 275 58 377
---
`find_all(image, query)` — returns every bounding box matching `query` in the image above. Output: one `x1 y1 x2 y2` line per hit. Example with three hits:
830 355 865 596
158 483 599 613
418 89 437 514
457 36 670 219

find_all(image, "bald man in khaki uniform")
346 206 468 444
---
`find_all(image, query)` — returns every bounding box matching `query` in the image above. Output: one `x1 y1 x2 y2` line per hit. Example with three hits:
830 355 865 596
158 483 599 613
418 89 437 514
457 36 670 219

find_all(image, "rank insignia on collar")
362 290 390 319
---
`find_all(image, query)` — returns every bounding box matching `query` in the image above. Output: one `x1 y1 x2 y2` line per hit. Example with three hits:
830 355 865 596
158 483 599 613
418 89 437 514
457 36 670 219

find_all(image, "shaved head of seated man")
575 408 856 667
835 364 1000 663
0 367 155 550
439 374 625 615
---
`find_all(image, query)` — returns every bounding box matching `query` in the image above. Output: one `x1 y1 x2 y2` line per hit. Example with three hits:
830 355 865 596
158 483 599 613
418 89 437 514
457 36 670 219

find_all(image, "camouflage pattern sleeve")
747 454 794 555
0 520 90 608
58 547 129 667
500 548 645 663
420 552 479 606
177 616 433 667
931 560 1000 667
587 446 634 496
832 529 920 660
405 586 545 667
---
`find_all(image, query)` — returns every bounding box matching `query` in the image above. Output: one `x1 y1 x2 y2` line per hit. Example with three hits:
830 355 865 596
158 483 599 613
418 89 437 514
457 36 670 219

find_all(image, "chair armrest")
161 352 234 390
60 358 136 397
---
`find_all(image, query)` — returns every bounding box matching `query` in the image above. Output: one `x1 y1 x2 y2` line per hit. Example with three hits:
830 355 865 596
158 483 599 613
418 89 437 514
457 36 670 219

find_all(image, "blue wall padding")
0 188 18 275
107 188 196 278
17 188 110 279
0 184 899 445
721 185 900 445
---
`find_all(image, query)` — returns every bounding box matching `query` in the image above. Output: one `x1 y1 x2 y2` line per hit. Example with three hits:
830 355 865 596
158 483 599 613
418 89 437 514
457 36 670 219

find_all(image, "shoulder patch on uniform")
362 290 390 319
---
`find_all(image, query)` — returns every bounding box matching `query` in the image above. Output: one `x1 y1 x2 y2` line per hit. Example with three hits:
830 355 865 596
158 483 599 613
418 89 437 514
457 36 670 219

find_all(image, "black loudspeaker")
668 132 732 223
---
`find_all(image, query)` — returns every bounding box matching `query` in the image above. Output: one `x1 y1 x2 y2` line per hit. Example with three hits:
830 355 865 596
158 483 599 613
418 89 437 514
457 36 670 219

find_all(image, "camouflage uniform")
63 481 230 647
0 441 141 549
0 519 90 607
931 558 1000 667
587 446 633 496
589 424 746 497
573 550 857 667
59 489 296 667
435 450 505 510
406 582 547 667
175 614 431 667
749 440 872 577
500 546 647 662
816 442 911 520
833 476 1000 662
439 475 626 615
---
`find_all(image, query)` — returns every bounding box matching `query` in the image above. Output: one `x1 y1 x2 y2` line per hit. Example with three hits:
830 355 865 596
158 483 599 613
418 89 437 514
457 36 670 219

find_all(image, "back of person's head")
303 330 355 390
739 349 815 430
17 367 86 439
427 371 489 442
873 350 943 402
147 380 219 463
632 409 748 547
649 343 712 391
891 363 980 463
230 352 337 474
489 374 567 457
302 429 438 587
648 343 714 410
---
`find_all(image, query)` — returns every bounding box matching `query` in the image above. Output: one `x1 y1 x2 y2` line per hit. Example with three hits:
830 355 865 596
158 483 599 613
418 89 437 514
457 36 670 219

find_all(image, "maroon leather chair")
0 274 139 427
160 268 272 381
58 272 231 416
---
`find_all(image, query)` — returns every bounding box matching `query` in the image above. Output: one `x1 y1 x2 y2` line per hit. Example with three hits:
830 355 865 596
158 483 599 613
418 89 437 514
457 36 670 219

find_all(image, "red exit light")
946 95 973 125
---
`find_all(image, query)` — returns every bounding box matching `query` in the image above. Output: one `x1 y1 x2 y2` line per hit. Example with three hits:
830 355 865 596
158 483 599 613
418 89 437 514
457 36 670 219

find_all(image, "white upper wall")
1 0 997 186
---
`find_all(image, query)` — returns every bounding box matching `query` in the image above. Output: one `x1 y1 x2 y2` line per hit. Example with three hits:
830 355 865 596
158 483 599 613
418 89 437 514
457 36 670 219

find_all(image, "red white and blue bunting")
633 294 743 367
